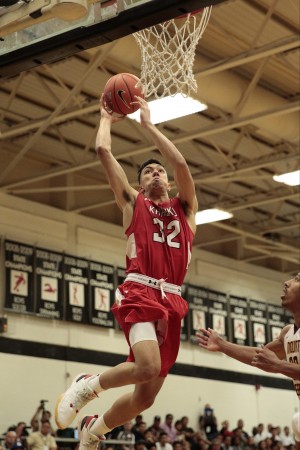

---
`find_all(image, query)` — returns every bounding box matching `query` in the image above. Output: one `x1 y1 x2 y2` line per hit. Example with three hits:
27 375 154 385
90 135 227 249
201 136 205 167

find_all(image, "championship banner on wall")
64 255 89 324
180 284 189 341
116 267 127 287
35 248 64 320
228 295 249 345
187 284 209 345
248 299 268 346
207 289 228 339
89 261 115 328
4 240 34 313
267 303 286 341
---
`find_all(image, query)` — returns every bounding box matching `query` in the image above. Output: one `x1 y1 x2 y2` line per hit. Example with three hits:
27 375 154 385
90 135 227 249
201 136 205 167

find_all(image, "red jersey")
125 193 194 285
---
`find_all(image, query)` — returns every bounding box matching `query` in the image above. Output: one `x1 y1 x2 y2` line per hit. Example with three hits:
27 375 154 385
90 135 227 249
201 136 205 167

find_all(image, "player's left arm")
137 96 198 228
252 325 300 380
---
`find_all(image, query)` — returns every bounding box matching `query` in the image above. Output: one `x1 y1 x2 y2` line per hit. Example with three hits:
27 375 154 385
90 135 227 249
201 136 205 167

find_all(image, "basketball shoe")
55 374 99 429
78 416 105 450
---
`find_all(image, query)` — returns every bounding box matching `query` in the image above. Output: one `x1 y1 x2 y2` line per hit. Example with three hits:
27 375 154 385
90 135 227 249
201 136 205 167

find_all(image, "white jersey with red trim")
125 193 194 286
284 324 300 399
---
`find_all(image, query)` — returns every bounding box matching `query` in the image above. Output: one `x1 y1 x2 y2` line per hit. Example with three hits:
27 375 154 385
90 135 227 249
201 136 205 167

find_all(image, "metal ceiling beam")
1 35 299 141
260 222 300 234
211 221 299 264
195 35 300 78
0 42 118 184
224 189 299 212
2 99 299 190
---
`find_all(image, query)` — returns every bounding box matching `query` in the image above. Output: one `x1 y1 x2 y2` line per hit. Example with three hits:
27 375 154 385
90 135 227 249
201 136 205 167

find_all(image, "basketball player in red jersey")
55 95 198 447
197 272 300 449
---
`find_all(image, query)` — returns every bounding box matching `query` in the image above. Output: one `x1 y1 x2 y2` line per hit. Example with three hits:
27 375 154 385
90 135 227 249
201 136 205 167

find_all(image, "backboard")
0 0 227 79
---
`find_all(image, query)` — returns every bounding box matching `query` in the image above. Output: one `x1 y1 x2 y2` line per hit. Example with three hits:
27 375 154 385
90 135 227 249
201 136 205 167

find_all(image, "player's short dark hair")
137 159 164 183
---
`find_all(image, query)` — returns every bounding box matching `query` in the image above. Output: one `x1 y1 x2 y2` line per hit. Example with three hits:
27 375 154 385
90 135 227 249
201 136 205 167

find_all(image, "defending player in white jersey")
197 272 300 448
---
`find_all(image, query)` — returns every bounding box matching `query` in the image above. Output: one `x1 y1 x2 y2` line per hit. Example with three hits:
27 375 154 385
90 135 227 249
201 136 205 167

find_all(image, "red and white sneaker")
78 416 105 450
55 374 99 429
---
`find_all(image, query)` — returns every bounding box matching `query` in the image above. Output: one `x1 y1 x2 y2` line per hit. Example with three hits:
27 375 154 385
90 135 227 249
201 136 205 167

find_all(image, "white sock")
89 415 111 436
87 374 104 394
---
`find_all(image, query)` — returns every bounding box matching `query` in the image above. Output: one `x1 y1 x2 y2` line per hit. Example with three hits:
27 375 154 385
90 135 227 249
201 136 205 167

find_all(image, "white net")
133 6 212 99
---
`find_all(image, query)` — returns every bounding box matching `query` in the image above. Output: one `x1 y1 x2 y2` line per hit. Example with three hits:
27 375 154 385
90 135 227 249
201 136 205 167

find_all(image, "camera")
40 400 49 409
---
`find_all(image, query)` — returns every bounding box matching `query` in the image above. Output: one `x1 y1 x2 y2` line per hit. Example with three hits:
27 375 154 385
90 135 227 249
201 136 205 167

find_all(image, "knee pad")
129 322 157 347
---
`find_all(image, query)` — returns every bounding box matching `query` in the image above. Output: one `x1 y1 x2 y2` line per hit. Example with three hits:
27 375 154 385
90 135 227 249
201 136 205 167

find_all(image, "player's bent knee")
133 392 156 411
135 363 160 383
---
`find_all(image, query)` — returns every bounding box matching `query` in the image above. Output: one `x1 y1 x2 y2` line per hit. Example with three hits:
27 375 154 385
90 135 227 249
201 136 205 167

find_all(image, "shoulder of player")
281 324 294 338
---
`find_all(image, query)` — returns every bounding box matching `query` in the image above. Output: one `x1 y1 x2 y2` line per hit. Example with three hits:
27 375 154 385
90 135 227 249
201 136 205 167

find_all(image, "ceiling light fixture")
128 94 207 124
195 208 233 225
273 170 300 186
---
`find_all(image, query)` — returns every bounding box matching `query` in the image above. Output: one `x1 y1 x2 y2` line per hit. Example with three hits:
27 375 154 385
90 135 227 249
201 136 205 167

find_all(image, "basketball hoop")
132 6 212 99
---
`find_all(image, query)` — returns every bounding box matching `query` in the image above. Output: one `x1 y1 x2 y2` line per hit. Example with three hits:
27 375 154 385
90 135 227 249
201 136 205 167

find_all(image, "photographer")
202 405 218 441
30 401 55 436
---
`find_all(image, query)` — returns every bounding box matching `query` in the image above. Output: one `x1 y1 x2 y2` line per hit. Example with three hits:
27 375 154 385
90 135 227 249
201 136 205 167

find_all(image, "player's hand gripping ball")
103 73 144 116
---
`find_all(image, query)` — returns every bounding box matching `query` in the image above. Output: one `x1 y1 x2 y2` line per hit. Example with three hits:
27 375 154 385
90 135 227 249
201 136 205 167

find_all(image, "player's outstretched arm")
95 95 137 211
197 328 258 365
135 96 198 224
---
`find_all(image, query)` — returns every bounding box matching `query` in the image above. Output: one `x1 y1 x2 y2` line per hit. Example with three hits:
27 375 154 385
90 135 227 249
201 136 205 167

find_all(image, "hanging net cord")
133 6 212 99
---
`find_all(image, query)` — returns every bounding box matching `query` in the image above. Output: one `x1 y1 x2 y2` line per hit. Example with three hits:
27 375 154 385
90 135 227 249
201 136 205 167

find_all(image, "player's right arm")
95 97 137 224
197 328 258 365
196 327 287 366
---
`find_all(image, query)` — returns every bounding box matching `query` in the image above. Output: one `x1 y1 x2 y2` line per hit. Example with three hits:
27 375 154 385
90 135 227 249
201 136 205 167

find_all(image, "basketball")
103 73 144 116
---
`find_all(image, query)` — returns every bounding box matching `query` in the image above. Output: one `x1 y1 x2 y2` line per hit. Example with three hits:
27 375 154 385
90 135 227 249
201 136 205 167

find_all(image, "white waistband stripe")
125 273 181 297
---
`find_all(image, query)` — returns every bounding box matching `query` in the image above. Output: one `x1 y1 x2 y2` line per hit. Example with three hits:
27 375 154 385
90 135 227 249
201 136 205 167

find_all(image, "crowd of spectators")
0 402 296 450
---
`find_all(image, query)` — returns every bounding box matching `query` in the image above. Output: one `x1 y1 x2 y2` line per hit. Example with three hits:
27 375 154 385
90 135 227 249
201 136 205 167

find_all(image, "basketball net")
133 7 212 99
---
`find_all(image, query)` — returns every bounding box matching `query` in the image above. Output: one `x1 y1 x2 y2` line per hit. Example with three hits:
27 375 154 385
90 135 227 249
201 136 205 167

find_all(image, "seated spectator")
132 417 144 435
270 428 281 446
161 415 177 443
221 436 233 450
173 441 184 450
209 439 222 450
144 430 155 449
220 422 234 439
180 417 195 444
133 423 147 443
174 421 185 443
231 435 244 450
190 435 207 450
15 423 29 441
135 441 148 450
243 436 258 450
2 431 17 450
27 421 57 450
182 441 191 450
148 417 163 442
280 427 295 448
117 422 135 450
253 426 271 446
156 433 173 450
232 421 249 445
56 427 75 450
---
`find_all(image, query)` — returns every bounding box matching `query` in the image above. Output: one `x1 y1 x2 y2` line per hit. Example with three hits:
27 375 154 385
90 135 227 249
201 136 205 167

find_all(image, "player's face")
139 164 170 194
281 272 300 311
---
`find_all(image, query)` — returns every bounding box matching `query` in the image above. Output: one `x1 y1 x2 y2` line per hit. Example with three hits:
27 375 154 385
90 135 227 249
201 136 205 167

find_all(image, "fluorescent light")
128 94 207 124
196 208 233 225
273 170 300 186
